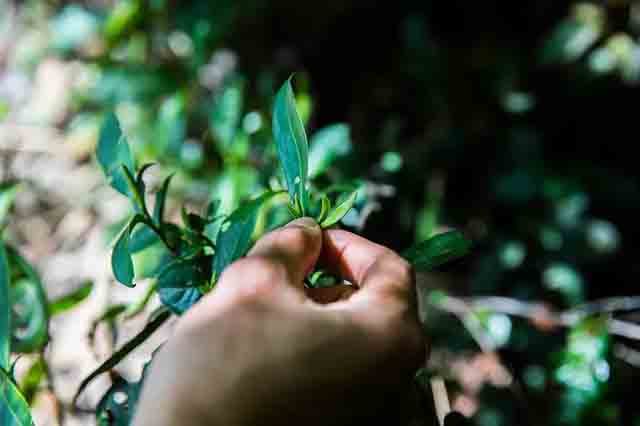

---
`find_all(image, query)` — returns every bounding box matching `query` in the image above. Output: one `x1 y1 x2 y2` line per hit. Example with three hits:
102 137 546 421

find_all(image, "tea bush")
3 1 640 425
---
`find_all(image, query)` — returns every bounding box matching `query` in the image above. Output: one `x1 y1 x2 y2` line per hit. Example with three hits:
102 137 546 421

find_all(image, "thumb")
248 217 322 287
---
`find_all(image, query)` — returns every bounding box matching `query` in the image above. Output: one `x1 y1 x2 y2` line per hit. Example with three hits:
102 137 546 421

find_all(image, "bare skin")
133 217 426 426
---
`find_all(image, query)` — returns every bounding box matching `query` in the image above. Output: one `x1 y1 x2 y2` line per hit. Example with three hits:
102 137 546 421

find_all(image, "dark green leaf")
272 78 310 214
319 191 357 229
157 260 204 315
0 241 10 371
97 113 135 197
0 366 33 426
402 230 472 272
153 174 174 226
308 124 351 178
73 308 170 409
49 281 93 316
212 191 281 281
112 215 146 287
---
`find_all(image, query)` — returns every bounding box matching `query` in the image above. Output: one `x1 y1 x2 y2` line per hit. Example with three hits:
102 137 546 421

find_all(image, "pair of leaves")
402 230 472 272
272 79 355 227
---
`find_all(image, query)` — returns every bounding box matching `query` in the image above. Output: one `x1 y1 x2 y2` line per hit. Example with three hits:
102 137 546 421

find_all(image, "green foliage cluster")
3 1 640 425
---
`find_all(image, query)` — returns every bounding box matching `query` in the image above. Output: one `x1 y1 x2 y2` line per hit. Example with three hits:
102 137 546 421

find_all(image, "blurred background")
2 0 640 425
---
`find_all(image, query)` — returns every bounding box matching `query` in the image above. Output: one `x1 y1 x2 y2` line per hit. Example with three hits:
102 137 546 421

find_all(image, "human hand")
133 217 426 426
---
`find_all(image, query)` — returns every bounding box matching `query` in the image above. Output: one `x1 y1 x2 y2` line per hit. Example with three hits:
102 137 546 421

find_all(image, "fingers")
321 229 414 301
247 217 322 287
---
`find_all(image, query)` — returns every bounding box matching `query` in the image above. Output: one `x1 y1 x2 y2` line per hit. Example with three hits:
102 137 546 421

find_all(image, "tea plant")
59 77 469 424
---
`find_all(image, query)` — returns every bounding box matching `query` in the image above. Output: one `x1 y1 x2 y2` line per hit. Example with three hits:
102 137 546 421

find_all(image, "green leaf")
0 367 33 426
308 124 352 178
272 78 310 215
49 281 93 316
0 183 20 225
7 249 49 353
157 260 204 315
319 191 358 228
0 241 10 372
9 279 49 353
112 215 146 287
153 174 174 226
129 224 161 254
97 112 135 197
20 357 45 404
402 230 472 272
104 0 142 43
211 77 244 152
212 191 281 280
73 308 170 409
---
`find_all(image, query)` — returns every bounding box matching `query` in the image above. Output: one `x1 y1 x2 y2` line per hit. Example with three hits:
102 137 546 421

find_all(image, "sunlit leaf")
104 0 143 43
97 113 135 197
0 367 33 426
212 191 281 280
403 230 472 272
308 124 352 178
49 5 99 52
272 78 310 214
319 191 357 229
49 281 93 316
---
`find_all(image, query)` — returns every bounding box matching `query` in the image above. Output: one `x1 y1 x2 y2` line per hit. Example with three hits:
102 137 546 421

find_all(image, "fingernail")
288 217 320 232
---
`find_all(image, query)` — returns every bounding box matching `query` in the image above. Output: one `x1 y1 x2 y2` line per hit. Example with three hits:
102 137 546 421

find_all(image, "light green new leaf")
402 230 472 272
0 241 10 372
49 281 93 316
308 124 352 178
97 112 135 197
212 191 281 280
112 215 146 287
20 357 45 404
320 191 358 229
0 367 33 426
272 78 310 214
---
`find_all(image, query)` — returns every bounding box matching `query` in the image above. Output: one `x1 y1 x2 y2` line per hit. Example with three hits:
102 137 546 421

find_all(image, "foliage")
3 0 640 425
